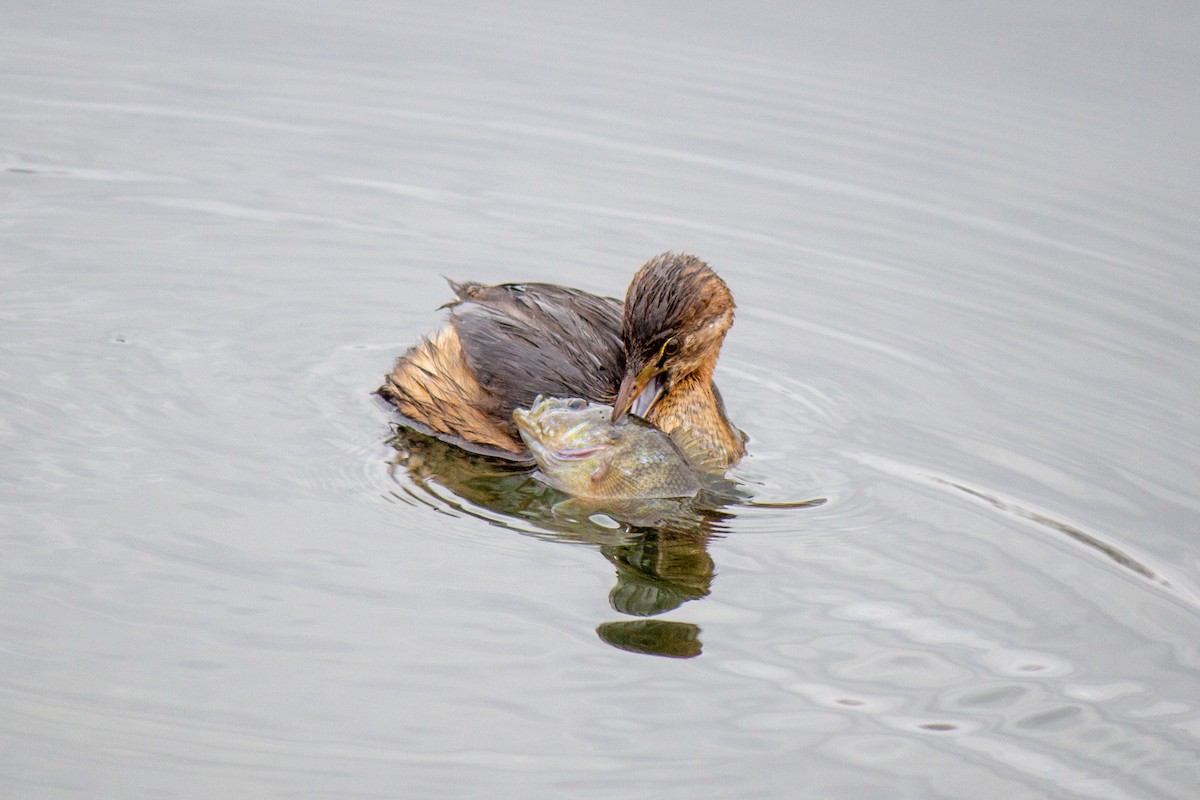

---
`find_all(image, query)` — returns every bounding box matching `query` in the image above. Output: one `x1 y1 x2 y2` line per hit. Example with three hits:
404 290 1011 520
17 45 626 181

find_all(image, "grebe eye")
662 338 680 357
567 398 587 411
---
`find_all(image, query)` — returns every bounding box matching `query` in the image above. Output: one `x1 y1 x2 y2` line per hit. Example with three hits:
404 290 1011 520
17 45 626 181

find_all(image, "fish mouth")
512 406 534 432
512 405 541 447
549 446 602 461
515 418 554 466
522 433 600 465
513 396 551 433
514 399 601 463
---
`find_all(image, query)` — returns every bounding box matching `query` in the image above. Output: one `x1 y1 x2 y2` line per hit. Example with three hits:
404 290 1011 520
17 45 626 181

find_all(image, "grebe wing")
448 281 625 409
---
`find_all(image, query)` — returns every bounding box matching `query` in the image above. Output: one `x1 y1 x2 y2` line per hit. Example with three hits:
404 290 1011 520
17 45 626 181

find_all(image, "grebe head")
612 252 735 421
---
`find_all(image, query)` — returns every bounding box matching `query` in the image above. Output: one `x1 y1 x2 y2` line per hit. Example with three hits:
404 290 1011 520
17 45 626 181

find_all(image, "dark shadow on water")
384 428 811 658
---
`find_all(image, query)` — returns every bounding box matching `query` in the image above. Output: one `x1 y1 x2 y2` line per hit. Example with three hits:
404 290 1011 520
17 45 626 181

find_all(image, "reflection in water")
596 620 703 659
604 529 714 616
386 428 742 657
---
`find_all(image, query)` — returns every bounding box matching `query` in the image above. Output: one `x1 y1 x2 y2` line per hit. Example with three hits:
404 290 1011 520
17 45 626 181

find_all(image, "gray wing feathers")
450 283 625 409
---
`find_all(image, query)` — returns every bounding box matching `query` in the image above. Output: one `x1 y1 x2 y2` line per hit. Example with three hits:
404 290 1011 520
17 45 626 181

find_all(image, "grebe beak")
612 362 664 422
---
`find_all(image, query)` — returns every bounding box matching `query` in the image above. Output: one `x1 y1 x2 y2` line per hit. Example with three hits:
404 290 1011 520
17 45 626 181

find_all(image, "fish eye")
607 429 621 441
567 398 587 411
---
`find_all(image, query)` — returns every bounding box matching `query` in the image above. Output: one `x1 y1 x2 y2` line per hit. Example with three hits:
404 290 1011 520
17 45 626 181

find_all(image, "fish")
512 396 701 500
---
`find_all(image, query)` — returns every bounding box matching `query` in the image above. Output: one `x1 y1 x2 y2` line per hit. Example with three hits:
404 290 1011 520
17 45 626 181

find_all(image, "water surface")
3 2 1199 798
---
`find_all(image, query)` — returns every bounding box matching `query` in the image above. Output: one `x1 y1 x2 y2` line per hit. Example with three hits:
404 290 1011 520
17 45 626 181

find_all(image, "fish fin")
590 456 611 484
668 428 729 477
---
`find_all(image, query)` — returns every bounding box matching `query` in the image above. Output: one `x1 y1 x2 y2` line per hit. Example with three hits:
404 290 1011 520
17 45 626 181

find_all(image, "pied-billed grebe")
377 252 745 472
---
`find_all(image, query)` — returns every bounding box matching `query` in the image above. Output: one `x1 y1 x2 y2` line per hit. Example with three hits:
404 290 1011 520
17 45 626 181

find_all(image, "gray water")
4 2 1200 798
